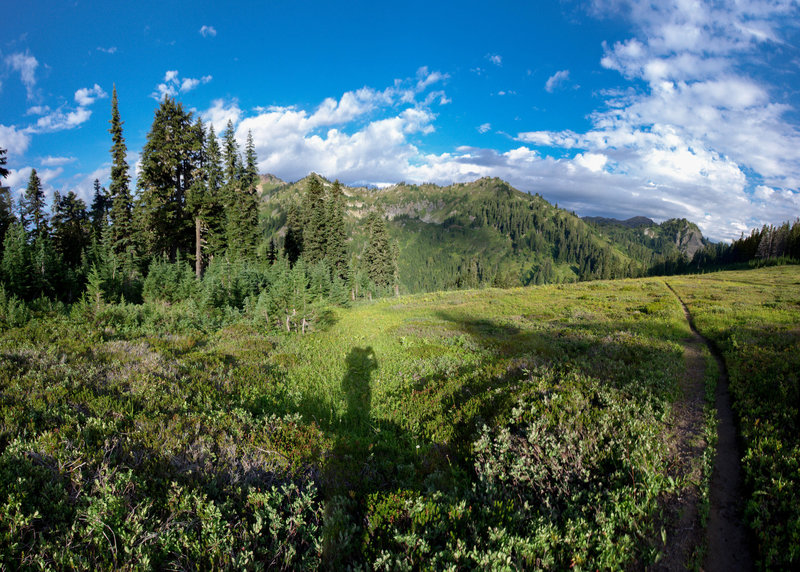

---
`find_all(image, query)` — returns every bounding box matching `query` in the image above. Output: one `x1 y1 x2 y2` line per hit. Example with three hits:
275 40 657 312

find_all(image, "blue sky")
2 0 799 241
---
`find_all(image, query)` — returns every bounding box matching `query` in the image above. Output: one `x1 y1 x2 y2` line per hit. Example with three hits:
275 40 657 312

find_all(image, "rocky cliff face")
660 218 706 258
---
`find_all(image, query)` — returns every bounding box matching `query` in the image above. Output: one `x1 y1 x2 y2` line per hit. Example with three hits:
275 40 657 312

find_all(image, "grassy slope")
668 266 800 568
1 271 702 569
4 266 797 567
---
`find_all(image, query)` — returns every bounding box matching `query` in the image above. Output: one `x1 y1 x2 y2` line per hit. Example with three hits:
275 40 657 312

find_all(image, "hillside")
258 175 705 292
584 215 708 259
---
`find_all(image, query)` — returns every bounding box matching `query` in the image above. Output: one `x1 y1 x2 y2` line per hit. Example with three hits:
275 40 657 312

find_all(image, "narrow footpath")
663 282 753 571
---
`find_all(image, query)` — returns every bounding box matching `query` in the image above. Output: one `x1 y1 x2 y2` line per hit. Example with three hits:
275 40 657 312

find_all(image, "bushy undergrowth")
669 265 800 568
0 274 715 568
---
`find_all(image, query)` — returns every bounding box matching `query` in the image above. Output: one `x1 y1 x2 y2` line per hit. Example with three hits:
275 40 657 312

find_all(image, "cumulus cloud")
544 70 570 92
74 84 107 106
0 124 32 154
199 25 217 38
5 51 39 100
509 0 800 240
28 107 92 133
201 99 243 134
153 70 212 99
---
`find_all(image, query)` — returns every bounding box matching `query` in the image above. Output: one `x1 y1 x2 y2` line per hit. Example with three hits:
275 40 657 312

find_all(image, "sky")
2 0 800 242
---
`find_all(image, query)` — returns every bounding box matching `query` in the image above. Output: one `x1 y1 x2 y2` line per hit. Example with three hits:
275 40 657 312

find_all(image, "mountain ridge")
258 174 706 292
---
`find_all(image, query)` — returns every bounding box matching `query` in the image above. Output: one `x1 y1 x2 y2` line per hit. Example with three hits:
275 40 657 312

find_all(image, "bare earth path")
663 282 753 571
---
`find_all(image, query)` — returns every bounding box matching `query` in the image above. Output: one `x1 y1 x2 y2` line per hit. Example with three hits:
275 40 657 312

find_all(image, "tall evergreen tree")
284 203 303 265
302 175 327 264
0 147 9 179
108 85 134 254
363 209 395 288
0 184 15 258
202 124 226 259
137 96 200 259
222 120 240 187
89 178 111 240
51 190 90 268
20 168 48 238
225 130 260 259
325 180 348 280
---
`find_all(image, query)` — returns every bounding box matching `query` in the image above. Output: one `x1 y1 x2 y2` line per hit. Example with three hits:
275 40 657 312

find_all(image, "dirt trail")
663 282 753 571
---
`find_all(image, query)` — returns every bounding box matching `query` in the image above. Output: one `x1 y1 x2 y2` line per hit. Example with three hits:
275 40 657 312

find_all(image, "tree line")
0 89 398 332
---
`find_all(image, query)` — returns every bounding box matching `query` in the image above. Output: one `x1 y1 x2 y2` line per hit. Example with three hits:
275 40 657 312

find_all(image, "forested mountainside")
259 175 706 293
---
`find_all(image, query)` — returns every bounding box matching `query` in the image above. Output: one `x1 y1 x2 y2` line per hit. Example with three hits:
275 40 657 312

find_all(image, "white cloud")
0 124 32 154
28 107 92 133
199 25 217 38
97 46 117 54
74 84 108 106
153 70 212 99
5 51 39 100
478 123 491 134
487 54 502 66
545 70 570 92
40 156 76 167
201 99 242 134
26 105 50 116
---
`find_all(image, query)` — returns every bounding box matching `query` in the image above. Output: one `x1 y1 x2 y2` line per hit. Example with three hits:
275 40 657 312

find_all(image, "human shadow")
341 346 377 430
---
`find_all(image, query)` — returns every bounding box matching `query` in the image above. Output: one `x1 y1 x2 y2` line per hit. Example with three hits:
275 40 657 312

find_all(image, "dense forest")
1 90 799 332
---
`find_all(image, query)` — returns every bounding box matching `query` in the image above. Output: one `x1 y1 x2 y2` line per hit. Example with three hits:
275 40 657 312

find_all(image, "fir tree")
325 180 348 280
89 178 111 240
51 191 90 268
284 204 303 265
108 85 134 254
20 168 48 238
137 96 199 259
363 209 395 288
226 130 259 259
202 124 226 258
0 147 9 179
0 184 15 258
302 175 327 264
1 223 34 299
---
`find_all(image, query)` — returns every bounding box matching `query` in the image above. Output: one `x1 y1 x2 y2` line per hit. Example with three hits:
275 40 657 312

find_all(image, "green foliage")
141 255 198 303
669 267 800 568
108 85 135 255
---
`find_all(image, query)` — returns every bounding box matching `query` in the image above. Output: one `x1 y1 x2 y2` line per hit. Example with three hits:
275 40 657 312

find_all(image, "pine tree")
0 147 9 179
51 191 90 268
284 204 303 264
226 130 259 259
302 175 327 264
137 96 199 259
0 184 14 258
89 178 111 240
202 124 226 259
21 168 48 238
186 117 207 277
325 180 348 280
363 209 395 289
1 223 34 299
108 85 134 254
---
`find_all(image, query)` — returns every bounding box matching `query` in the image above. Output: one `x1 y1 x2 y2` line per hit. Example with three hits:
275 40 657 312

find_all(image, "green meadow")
1 266 798 569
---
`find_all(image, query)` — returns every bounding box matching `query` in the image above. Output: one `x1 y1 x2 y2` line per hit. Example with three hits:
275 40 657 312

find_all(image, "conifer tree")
202 124 226 258
363 209 396 289
226 130 260 259
137 96 199 259
284 204 303 264
302 175 327 264
1 223 34 299
325 180 348 280
108 86 134 254
51 191 90 268
0 147 9 179
0 184 14 258
89 178 111 240
186 118 207 276
20 168 48 239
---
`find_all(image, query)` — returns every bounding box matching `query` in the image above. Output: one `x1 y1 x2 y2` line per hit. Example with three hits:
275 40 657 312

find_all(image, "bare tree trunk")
302 317 307 334
394 284 399 297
